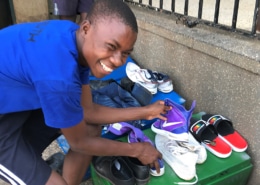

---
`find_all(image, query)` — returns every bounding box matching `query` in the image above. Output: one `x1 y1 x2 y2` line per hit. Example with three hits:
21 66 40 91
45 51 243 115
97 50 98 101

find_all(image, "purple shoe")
128 131 165 176
108 122 135 136
151 99 196 142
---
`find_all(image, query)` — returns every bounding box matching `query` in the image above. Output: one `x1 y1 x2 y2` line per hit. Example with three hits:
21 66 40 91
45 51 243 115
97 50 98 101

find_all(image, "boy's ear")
80 20 91 36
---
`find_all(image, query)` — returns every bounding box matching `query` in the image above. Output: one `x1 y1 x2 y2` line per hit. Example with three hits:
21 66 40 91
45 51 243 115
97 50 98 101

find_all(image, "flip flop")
190 118 232 158
201 114 248 152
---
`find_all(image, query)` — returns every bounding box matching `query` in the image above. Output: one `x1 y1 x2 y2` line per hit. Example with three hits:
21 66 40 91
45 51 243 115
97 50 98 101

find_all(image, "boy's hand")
134 142 162 174
144 100 171 121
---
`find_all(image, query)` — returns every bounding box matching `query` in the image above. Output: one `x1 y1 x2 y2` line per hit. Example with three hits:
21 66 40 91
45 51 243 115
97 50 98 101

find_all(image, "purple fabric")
53 0 94 15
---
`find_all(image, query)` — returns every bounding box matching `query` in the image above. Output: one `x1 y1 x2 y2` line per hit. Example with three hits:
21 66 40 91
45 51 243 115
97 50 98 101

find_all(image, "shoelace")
178 141 201 152
166 141 199 185
137 69 157 83
165 141 190 155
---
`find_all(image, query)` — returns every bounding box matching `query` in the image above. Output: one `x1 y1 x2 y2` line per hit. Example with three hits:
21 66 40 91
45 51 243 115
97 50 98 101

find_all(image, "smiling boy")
0 0 170 185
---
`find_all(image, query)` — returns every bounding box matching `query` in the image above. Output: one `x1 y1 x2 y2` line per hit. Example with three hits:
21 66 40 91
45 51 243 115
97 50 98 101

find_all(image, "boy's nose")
110 51 123 67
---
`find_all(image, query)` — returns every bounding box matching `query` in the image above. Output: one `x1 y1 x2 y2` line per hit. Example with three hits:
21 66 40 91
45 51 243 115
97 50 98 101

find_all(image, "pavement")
0 141 93 185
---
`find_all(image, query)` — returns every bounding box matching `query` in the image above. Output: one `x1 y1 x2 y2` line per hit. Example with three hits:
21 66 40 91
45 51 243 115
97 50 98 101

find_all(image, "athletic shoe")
152 71 173 93
126 62 158 94
155 134 198 183
151 99 196 142
178 133 207 164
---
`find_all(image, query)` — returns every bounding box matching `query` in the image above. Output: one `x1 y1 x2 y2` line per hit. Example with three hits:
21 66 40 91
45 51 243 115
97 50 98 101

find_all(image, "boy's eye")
108 44 116 51
122 52 130 57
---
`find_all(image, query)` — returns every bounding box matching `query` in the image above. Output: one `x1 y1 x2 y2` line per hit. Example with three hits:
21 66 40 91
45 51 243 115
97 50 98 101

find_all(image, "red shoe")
190 118 232 158
201 114 248 152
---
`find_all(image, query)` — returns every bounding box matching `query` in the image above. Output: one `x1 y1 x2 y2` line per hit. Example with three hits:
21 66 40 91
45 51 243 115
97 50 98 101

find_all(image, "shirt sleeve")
34 80 83 128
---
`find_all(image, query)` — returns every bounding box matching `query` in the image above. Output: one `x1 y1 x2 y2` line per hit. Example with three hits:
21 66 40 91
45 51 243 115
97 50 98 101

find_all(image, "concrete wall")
12 0 49 23
130 5 260 185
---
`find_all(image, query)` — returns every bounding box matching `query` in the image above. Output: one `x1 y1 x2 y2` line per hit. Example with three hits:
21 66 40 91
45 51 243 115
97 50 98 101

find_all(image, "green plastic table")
91 129 253 185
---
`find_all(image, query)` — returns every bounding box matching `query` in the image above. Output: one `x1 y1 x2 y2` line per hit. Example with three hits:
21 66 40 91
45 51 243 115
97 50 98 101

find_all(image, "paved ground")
0 141 93 185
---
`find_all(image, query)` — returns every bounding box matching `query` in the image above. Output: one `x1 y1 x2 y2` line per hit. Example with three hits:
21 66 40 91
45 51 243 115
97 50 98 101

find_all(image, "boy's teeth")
101 62 112 72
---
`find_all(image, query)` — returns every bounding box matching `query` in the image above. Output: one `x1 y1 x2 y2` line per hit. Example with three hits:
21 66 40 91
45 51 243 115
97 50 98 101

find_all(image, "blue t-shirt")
0 20 90 128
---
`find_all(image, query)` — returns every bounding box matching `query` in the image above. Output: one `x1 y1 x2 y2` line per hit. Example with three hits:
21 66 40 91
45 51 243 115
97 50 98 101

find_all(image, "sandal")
189 117 232 158
201 114 248 152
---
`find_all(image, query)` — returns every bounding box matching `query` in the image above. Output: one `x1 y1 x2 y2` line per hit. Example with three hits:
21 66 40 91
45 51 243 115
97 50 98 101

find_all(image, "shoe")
178 133 207 164
152 71 173 93
92 156 135 185
190 117 232 158
123 157 150 185
151 99 196 142
155 134 198 183
108 122 165 176
201 114 248 152
128 130 165 176
126 62 158 94
121 77 153 106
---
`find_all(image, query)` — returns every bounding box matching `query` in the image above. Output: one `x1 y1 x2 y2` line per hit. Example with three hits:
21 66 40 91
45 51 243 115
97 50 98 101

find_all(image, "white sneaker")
152 71 174 93
178 133 207 164
126 62 158 94
155 134 198 182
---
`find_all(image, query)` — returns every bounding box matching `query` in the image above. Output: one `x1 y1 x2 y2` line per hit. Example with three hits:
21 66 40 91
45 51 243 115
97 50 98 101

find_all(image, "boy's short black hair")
87 0 138 33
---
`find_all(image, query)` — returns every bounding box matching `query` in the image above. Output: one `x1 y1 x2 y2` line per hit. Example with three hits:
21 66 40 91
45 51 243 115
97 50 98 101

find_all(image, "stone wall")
130 5 260 185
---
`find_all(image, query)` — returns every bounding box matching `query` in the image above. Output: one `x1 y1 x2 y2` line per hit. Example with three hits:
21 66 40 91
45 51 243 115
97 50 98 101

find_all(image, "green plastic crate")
91 129 253 185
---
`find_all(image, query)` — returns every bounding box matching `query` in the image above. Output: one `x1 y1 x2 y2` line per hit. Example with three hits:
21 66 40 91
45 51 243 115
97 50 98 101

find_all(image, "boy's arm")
81 85 169 124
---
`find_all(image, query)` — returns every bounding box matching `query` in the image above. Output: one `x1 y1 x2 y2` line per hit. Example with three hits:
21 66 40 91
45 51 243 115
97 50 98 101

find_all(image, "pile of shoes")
151 99 206 184
126 62 173 95
151 98 248 184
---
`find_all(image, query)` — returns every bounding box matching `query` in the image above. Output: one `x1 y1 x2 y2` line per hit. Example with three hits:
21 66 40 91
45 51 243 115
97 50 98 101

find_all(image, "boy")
0 0 170 184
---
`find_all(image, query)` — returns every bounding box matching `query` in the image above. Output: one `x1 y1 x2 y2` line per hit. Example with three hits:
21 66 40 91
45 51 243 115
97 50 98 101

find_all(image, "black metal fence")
124 0 260 39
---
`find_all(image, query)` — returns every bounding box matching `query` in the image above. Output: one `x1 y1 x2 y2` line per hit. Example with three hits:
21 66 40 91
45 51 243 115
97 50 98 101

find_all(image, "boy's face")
78 18 137 78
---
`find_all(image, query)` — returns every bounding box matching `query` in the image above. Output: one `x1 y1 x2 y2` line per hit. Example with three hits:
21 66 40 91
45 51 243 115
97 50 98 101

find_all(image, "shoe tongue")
142 69 151 79
114 159 121 170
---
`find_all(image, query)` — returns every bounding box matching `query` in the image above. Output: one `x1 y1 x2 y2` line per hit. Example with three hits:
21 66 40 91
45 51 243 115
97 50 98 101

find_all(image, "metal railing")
125 0 260 39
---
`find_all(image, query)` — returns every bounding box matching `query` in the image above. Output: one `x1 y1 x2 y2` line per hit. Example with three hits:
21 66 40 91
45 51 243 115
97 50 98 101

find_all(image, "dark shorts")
0 109 60 185
53 0 94 15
